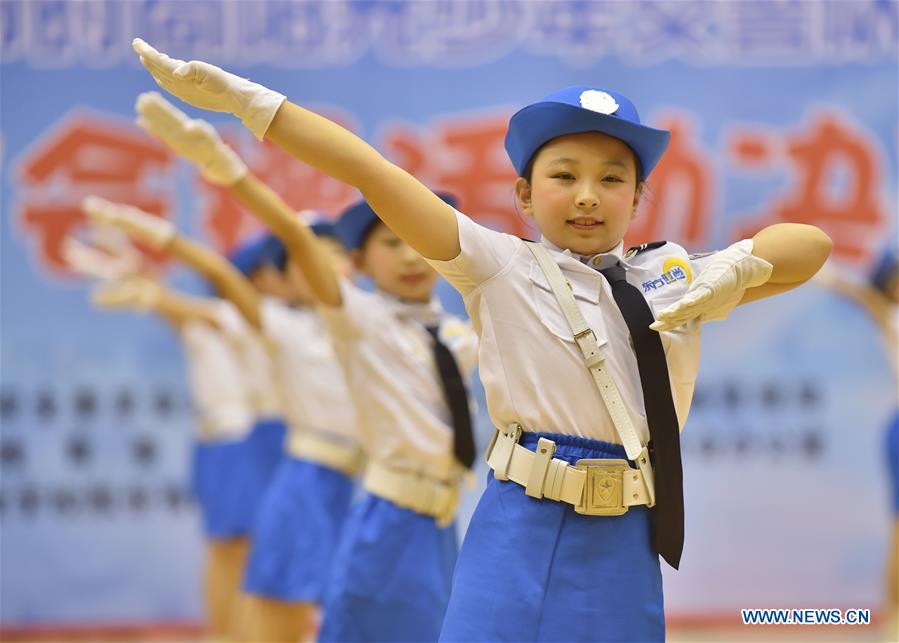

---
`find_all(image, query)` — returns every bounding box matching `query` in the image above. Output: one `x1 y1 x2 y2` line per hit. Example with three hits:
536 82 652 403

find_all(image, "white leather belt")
486 425 654 516
363 461 459 527
287 431 364 477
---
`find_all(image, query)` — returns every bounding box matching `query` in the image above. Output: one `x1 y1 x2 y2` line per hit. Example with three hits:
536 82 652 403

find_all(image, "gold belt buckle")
574 459 629 516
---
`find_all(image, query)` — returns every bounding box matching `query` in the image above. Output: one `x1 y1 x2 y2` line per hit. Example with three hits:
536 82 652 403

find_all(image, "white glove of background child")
135 92 248 186
82 196 175 249
132 38 286 140
90 225 144 266
91 276 162 312
650 239 773 331
62 235 143 281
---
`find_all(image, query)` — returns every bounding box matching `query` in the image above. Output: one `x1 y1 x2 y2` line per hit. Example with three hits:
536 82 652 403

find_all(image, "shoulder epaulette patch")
625 240 667 258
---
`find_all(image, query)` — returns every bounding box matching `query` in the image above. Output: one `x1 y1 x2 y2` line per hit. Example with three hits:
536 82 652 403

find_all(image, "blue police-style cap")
298 209 341 242
311 221 338 239
504 86 670 181
871 248 898 295
335 192 459 250
228 232 286 275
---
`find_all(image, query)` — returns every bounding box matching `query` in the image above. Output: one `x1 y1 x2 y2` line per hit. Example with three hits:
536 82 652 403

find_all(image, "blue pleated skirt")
248 417 287 481
243 456 356 602
190 418 286 539
886 409 899 515
439 433 664 643
318 492 459 642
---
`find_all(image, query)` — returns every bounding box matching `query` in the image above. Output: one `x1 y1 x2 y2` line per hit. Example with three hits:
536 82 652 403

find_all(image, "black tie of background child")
599 263 685 570
425 325 475 469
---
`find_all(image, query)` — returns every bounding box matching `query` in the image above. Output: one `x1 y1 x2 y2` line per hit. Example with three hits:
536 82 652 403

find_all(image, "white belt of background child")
288 430 364 477
482 244 658 516
363 461 459 527
197 413 255 442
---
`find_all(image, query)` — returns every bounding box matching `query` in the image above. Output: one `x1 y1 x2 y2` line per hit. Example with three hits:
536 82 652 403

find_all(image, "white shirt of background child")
180 307 255 442
426 209 738 445
319 280 478 482
259 297 357 451
214 300 283 420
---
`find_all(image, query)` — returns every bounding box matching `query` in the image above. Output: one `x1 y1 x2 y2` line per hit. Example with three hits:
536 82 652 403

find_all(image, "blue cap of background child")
871 248 898 295
504 86 670 181
335 192 459 250
229 232 285 276
297 209 340 242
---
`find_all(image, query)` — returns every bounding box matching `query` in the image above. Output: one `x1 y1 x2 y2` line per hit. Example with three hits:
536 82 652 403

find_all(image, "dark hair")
358 219 387 252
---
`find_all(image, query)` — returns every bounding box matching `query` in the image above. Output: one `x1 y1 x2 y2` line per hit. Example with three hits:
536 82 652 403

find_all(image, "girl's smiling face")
355 222 439 303
516 131 643 256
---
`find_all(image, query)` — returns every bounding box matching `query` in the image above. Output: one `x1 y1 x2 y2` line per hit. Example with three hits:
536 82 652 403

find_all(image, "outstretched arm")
62 232 144 282
167 235 262 328
266 103 459 261
132 38 460 262
230 175 342 305
815 261 893 334
651 223 832 331
739 223 833 305
135 92 341 306
92 276 221 329
82 196 261 328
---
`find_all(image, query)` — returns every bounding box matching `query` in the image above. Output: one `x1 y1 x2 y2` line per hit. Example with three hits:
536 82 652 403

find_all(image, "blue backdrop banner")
1 0 896 629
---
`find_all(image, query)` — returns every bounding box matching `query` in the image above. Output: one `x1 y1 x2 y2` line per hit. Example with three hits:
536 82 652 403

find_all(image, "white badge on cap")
298 209 323 225
579 90 619 115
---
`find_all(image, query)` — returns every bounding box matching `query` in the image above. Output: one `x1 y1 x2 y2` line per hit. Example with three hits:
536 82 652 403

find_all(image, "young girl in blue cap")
132 39 833 641
128 92 479 643
85 103 362 639
134 51 478 642
135 76 478 643
65 217 285 641
137 93 475 640
131 92 368 642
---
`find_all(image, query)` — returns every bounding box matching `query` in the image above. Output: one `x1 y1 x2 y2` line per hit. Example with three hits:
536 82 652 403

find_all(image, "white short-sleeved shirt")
180 317 255 442
425 209 738 445
259 297 357 447
319 281 479 482
213 301 283 419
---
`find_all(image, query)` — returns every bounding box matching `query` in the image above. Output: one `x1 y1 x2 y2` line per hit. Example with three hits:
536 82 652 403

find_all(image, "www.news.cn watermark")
741 608 871 625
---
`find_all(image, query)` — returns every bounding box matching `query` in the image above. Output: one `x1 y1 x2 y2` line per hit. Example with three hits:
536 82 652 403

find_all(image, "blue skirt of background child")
248 416 287 481
886 409 899 515
318 492 458 643
191 418 285 539
439 432 665 643
243 456 356 602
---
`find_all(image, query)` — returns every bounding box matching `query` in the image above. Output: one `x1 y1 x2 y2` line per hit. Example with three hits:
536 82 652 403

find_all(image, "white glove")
82 196 175 249
132 38 286 141
650 239 773 331
91 276 162 312
90 225 144 267
135 92 248 186
62 236 143 281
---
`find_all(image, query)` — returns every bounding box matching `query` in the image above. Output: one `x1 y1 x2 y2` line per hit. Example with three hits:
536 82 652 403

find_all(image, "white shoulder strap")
526 242 648 464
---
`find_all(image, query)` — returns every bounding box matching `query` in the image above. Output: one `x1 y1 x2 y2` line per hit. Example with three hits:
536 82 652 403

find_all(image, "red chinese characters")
382 113 527 237
731 113 888 265
625 112 714 251
196 112 361 253
16 115 172 274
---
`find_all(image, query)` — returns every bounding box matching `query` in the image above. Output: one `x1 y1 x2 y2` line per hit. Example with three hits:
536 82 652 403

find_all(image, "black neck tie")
599 263 684 569
426 325 476 469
